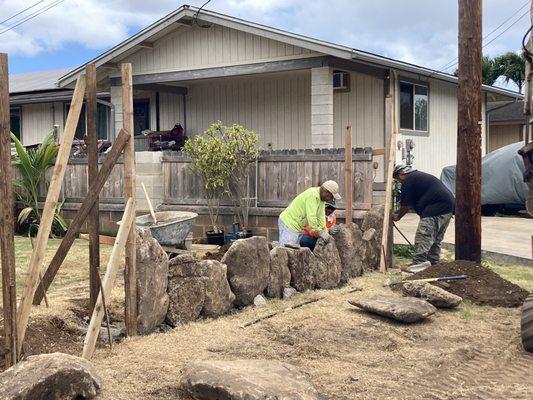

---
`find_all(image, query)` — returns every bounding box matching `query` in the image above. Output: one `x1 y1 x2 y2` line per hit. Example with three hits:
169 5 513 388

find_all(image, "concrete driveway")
394 213 532 261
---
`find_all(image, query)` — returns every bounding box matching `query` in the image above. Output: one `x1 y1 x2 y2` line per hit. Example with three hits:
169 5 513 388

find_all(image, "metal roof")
9 68 71 94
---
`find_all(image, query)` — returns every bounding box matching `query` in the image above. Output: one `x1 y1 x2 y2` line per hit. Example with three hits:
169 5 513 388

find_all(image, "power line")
0 0 64 36
436 5 531 75
0 0 46 26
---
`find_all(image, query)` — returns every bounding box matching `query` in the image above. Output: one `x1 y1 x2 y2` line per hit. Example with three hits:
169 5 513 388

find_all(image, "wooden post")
455 0 482 262
0 53 18 367
344 126 353 223
380 71 397 273
86 63 100 312
33 129 131 305
16 75 86 354
141 182 157 223
121 63 137 336
82 198 135 360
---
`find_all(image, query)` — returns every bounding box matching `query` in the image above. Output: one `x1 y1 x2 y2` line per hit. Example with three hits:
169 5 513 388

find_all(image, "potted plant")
220 123 259 237
183 125 231 245
11 131 68 237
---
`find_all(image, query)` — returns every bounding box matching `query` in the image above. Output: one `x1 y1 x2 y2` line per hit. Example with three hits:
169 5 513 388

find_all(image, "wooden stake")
86 63 100 312
16 74 86 355
141 182 157 224
0 52 18 367
455 0 482 262
33 129 131 305
380 71 397 273
82 198 135 360
121 63 137 337
344 126 353 223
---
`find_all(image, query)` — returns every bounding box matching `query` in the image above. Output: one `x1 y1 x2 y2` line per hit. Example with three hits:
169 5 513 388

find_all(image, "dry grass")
90 271 533 400
2 238 533 399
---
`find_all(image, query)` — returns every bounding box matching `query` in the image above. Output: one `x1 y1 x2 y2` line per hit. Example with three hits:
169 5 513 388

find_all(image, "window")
333 70 350 92
64 102 109 140
10 107 21 140
399 81 428 133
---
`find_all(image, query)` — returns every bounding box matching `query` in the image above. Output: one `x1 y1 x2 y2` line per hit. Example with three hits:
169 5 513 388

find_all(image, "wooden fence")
19 148 375 210
162 148 374 210
15 158 125 204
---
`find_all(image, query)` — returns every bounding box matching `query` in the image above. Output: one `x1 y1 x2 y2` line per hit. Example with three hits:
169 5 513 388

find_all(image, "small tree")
11 131 68 236
183 126 231 233
220 124 259 232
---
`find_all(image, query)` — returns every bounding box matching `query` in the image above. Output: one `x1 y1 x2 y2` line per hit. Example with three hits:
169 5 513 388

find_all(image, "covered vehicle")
440 142 528 214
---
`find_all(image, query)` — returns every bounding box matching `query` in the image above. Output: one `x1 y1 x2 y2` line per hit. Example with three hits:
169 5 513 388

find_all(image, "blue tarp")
440 142 528 206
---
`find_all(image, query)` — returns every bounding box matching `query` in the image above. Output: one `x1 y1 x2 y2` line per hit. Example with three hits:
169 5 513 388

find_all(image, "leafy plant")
218 123 259 232
183 125 232 233
11 131 68 237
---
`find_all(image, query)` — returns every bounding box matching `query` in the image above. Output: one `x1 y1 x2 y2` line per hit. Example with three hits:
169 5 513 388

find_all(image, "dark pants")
300 234 317 251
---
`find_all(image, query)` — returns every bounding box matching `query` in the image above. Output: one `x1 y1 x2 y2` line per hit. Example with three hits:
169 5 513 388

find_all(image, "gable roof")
10 69 70 94
56 4 521 100
488 101 526 122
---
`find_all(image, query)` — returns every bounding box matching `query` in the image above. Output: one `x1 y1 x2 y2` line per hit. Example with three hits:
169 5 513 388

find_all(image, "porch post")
311 66 334 148
110 85 123 142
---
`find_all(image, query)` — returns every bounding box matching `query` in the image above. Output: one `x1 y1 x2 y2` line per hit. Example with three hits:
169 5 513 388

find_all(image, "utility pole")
455 0 482 262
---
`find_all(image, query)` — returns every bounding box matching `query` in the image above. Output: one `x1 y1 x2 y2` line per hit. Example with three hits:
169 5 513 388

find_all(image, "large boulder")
135 228 170 334
361 205 392 270
286 240 342 292
197 260 236 317
0 352 101 400
287 247 316 292
312 239 342 289
348 296 437 323
221 236 271 306
166 254 235 324
361 228 378 272
333 223 364 282
266 246 291 298
402 281 463 308
181 359 325 400
166 277 205 326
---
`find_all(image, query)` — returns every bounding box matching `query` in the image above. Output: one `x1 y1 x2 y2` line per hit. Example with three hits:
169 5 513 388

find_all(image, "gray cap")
393 163 414 177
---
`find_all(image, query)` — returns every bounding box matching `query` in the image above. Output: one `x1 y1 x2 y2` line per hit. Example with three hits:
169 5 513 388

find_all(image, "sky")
0 0 530 91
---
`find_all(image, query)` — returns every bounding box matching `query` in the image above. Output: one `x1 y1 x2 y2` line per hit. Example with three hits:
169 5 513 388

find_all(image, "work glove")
319 230 332 244
329 225 340 235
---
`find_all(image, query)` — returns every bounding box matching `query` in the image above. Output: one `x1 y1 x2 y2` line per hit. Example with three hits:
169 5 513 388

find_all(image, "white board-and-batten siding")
19 102 64 146
184 71 312 149
396 78 487 178
125 24 318 75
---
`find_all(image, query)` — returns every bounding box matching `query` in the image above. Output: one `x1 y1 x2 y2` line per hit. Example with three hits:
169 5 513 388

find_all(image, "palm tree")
454 56 499 86
11 131 68 236
493 52 526 93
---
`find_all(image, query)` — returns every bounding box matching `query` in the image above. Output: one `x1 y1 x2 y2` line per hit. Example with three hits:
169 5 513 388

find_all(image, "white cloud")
0 0 529 78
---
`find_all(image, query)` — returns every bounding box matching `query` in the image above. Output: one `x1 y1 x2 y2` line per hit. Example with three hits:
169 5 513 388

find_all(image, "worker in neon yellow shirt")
278 180 341 248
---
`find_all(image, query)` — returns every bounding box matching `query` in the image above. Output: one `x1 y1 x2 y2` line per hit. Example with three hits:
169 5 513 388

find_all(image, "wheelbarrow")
135 211 198 247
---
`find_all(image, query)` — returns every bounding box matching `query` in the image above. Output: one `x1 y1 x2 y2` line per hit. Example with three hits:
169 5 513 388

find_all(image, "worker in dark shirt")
392 164 455 265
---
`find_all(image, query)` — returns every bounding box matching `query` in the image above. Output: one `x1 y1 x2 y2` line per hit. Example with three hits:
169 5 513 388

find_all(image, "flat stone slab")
0 352 101 400
181 359 325 400
402 281 463 308
348 295 437 323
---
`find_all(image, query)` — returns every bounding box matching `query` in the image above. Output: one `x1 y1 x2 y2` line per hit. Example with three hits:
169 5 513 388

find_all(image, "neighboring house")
9 4 522 182
9 69 112 146
487 101 527 153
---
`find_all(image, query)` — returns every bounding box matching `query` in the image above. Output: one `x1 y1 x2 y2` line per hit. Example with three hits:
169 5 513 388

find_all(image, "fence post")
0 53 18 367
344 126 353 223
121 63 138 336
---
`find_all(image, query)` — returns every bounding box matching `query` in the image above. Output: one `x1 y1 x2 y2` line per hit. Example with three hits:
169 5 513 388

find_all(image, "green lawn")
1 236 113 307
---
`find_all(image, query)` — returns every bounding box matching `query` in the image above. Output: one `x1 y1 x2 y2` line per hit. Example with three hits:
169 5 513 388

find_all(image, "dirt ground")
2 238 533 399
